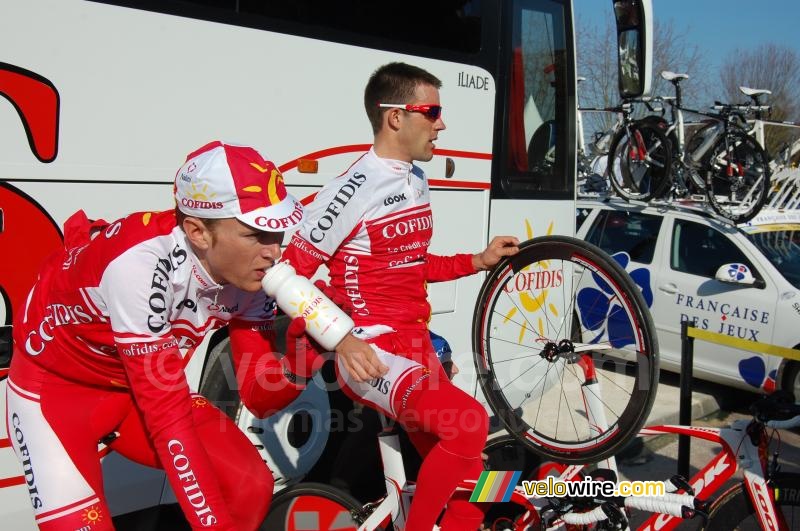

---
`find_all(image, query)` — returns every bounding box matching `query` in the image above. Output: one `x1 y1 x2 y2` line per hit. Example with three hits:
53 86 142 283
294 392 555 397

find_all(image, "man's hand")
314 279 348 309
282 317 325 384
335 334 389 383
472 235 520 271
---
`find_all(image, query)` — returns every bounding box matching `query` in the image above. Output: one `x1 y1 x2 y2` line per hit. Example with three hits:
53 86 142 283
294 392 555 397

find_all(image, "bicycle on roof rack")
607 71 772 224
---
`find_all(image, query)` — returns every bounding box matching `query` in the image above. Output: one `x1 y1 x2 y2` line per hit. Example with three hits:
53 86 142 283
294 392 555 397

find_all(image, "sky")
578 0 800 77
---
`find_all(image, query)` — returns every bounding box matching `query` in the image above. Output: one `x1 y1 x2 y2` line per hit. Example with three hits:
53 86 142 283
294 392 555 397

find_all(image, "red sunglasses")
378 103 443 120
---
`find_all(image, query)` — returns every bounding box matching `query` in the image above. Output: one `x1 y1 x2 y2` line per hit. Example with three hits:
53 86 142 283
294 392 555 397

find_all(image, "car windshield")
743 225 800 289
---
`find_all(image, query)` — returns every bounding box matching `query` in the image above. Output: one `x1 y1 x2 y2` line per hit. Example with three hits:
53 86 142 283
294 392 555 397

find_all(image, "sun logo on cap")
189 183 217 201
249 162 286 205
82 505 104 525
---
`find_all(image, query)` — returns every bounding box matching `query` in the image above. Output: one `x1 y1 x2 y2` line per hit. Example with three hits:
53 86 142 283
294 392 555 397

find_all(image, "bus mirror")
612 0 652 98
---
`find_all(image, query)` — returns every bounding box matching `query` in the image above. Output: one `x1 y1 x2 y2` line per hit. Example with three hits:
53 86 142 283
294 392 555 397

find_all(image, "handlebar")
544 473 710 527
750 391 800 427
558 493 705 525
712 100 771 116
751 391 800 427
767 415 800 430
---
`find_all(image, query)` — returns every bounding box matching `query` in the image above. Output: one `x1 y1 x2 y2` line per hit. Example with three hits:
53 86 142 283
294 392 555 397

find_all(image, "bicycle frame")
358 429 540 530
543 419 787 530
578 107 621 159
357 351 611 529
662 100 727 168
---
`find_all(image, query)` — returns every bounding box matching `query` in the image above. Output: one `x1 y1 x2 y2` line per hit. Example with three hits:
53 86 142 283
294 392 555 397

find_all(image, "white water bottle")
261 262 354 351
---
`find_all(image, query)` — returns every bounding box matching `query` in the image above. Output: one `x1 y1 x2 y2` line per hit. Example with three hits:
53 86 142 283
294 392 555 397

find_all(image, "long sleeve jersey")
282 148 476 329
13 209 300 529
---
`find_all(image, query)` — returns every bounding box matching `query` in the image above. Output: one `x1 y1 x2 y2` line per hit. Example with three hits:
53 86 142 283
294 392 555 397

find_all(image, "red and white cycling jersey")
17 209 275 388
11 209 295 529
283 147 475 328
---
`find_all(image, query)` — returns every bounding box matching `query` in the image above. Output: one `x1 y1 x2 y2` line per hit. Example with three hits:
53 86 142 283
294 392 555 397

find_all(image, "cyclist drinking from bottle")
6 140 381 531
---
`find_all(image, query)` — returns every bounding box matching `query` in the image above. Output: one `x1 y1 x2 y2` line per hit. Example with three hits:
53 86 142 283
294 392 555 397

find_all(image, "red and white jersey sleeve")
13 209 290 529
283 148 476 327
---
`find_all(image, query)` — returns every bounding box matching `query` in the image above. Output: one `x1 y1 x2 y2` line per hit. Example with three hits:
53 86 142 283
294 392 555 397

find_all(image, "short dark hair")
364 62 442 134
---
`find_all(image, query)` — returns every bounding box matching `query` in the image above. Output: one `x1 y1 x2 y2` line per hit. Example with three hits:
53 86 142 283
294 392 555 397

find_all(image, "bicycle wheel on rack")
704 130 770 224
607 121 672 201
703 473 800 530
472 236 658 463
260 482 388 531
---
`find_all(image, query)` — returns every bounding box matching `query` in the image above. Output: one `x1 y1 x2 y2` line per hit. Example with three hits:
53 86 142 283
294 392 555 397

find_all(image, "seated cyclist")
282 63 519 530
6 141 380 531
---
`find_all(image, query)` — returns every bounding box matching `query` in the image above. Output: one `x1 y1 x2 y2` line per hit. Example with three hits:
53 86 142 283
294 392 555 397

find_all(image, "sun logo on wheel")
501 219 561 343
81 505 103 525
575 252 652 347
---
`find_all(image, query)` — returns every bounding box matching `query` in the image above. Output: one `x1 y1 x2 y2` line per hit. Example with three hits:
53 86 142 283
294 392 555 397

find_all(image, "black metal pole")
678 320 694 479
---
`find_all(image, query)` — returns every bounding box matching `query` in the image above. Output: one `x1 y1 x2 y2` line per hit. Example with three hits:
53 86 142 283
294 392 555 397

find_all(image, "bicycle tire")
704 130 770 224
261 482 391 530
703 473 800 530
607 121 672 201
482 435 543 530
472 236 658 463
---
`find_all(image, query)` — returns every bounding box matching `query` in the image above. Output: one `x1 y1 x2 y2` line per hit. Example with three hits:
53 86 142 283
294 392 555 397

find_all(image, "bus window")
498 0 574 199
180 0 484 55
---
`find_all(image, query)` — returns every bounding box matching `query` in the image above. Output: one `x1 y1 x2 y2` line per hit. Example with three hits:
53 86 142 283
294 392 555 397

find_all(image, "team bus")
0 0 651 526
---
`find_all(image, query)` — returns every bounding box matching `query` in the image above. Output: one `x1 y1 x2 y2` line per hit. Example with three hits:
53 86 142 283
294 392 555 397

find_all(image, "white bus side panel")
1 0 496 522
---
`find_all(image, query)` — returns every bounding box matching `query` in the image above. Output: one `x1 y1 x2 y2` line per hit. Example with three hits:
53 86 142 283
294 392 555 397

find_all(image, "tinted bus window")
178 0 484 54
498 0 574 198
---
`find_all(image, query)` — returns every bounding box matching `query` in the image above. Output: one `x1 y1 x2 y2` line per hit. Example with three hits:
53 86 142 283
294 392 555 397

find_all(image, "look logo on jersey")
173 140 303 232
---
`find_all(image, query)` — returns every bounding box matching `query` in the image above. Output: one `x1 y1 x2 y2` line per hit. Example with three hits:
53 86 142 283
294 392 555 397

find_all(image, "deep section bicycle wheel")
704 131 770 224
472 236 658 463
260 482 386 531
607 121 672 201
703 473 800 530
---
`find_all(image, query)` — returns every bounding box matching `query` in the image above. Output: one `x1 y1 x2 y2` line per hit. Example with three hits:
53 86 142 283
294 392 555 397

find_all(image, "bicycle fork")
577 355 619 475
629 129 647 161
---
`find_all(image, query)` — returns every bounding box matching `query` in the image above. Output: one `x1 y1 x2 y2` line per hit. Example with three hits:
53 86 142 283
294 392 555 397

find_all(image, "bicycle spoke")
474 236 658 462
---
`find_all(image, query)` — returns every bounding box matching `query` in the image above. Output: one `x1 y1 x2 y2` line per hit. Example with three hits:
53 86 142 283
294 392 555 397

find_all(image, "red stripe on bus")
0 476 25 489
428 179 490 189
433 148 493 160
0 438 11 449
278 144 371 172
278 145 492 173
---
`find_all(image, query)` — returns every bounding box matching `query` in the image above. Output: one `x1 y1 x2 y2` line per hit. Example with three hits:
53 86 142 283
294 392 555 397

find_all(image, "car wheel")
781 360 800 402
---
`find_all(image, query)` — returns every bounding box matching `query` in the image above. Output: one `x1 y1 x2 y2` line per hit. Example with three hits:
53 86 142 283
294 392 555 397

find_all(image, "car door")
581 204 665 336
654 215 779 389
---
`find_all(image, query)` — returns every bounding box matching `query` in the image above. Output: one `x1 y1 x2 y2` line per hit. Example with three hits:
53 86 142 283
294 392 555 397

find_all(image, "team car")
576 198 800 397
